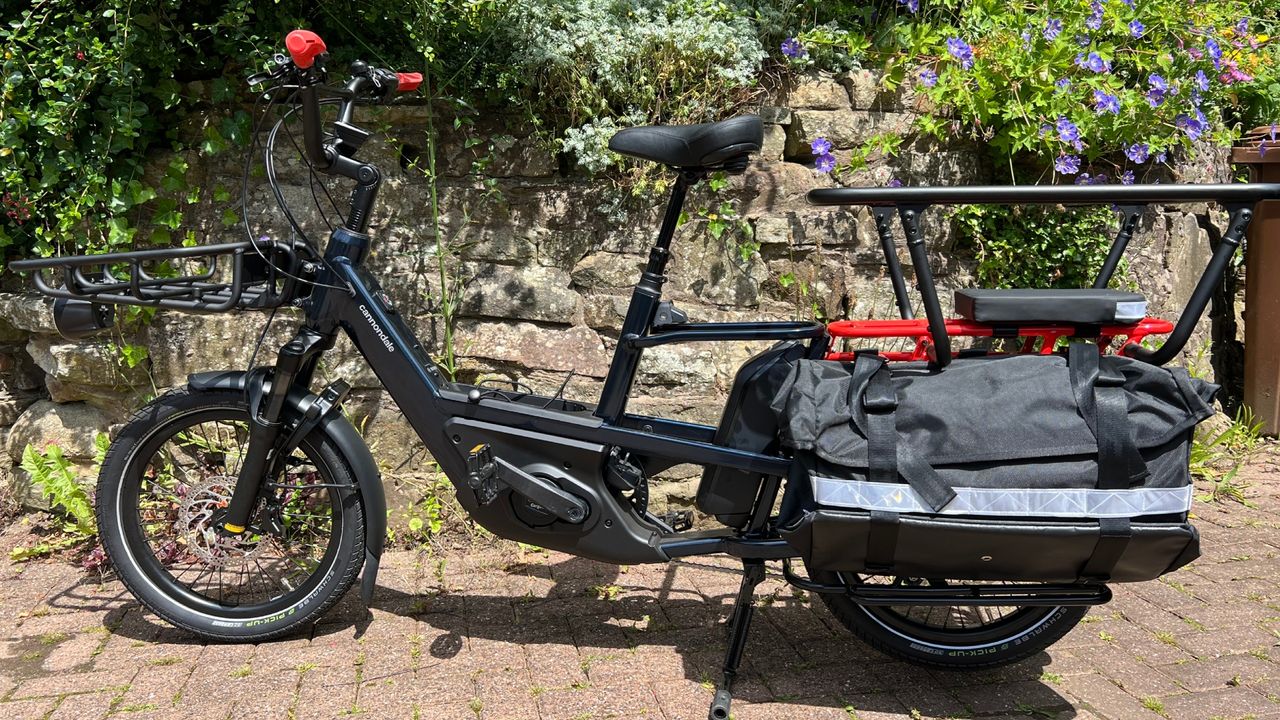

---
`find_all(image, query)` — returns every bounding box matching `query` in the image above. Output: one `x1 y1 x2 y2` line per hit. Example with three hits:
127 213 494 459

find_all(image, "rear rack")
808 182 1280 367
8 239 302 312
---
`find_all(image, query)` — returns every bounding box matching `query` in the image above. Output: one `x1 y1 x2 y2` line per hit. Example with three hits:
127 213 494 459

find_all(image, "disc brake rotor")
175 477 264 568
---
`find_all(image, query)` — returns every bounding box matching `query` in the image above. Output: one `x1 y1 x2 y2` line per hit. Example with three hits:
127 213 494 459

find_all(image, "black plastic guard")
187 370 386 604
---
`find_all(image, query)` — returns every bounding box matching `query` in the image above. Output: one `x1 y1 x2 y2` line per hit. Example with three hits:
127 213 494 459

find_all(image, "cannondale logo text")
359 304 395 352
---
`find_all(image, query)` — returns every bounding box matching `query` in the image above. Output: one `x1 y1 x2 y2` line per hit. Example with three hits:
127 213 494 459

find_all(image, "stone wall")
0 72 1238 513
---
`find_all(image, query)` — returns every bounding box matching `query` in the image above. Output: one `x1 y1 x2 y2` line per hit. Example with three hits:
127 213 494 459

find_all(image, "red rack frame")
825 316 1175 363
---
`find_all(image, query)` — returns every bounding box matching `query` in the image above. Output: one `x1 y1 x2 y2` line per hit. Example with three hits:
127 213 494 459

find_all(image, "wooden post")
1236 127 1280 434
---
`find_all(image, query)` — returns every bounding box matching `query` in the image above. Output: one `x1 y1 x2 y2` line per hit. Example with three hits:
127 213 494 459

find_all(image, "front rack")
8 239 302 312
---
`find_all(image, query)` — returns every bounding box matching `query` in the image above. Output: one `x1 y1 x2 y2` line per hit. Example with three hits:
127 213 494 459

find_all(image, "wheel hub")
175 477 263 568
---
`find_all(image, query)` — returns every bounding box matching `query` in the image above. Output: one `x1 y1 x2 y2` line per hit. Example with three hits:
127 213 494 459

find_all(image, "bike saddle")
609 115 763 170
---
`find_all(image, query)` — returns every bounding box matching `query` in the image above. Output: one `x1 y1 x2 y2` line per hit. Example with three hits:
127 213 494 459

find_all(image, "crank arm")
493 457 588 524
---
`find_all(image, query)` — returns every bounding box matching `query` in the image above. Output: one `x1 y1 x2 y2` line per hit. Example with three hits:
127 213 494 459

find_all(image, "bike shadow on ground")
335 554 1075 718
56 552 1076 717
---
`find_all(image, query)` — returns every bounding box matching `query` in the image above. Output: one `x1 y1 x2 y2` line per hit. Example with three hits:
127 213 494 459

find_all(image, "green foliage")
1191 405 1264 505
19 443 95 540
791 0 1276 178
952 204 1121 289
0 1 269 256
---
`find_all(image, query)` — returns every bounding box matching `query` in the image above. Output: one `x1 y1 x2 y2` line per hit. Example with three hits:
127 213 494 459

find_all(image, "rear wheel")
815 573 1086 668
97 388 365 641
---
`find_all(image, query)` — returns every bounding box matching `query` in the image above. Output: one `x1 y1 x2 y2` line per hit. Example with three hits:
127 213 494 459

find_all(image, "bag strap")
1080 517 1132 581
864 510 900 573
1068 343 1149 489
850 355 957 512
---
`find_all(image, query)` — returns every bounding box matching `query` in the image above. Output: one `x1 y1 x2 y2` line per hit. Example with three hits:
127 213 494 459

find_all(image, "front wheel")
97 388 365 641
815 573 1087 668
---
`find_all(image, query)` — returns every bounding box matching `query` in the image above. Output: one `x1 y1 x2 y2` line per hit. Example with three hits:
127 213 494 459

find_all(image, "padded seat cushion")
955 288 1148 325
608 116 763 168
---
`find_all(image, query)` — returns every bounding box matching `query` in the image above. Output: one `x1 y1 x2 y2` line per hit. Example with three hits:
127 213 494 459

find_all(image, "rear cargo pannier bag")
772 348 1218 583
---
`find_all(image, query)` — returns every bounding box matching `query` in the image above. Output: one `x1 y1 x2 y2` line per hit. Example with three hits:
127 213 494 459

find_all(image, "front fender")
187 370 387 605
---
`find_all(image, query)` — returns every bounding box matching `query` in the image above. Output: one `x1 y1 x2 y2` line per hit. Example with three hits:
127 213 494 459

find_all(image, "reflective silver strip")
811 476 1192 518
1114 301 1148 322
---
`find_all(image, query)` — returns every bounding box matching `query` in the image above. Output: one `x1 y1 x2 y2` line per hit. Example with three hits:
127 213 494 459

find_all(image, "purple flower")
1196 69 1210 91
887 177 904 188
1075 173 1093 185
1044 18 1063 42
1039 123 1053 137
1156 150 1168 163
1206 38 1222 67
1121 170 1136 185
1126 143 1150 163
814 153 837 173
1149 74 1169 91
1120 0 1134 6
1091 173 1110 185
1055 77 1072 92
897 0 920 13
1093 89 1121 114
781 37 806 59
1086 1 1104 30
947 37 975 69
1021 31 1033 50
810 137 832 156
1146 88 1165 107
1055 154 1081 174
1129 20 1146 38
919 69 938 88
1056 117 1081 142
1076 52 1111 73
1176 109 1209 140
1237 18 1249 35
1076 34 1093 48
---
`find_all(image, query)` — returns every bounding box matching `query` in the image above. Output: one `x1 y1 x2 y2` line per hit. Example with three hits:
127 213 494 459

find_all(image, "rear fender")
187 370 386 605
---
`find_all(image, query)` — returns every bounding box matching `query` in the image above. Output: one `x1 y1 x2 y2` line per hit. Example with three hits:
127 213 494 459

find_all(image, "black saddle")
609 115 763 170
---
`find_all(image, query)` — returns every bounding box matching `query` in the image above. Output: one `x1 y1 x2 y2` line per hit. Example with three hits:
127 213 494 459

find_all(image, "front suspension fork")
219 327 336 534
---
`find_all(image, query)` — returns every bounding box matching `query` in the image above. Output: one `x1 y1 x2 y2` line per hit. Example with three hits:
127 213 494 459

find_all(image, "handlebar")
258 30 423 232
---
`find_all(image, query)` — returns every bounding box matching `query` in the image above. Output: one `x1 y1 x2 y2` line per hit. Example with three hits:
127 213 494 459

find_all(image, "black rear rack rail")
9 239 302 312
810 182 1280 367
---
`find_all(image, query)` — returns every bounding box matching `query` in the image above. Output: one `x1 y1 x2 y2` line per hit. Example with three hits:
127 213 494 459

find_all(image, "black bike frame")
220 85 1280 565
215 142 827 564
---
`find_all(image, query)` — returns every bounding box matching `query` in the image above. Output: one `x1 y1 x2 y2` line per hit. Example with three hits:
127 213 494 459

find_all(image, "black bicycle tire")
97 388 365 642
814 572 1087 669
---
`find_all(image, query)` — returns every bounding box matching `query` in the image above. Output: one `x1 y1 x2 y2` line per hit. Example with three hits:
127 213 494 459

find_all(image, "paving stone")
10 669 131 699
1159 685 1279 720
46 689 117 720
1088 645 1184 697
0 698 59 720
951 679 1074 715
1157 652 1278 693
1174 624 1277 659
0 462 1278 720
1061 673 1164 720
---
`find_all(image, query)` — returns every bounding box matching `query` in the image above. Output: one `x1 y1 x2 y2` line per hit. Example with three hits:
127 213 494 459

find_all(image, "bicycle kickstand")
708 558 767 720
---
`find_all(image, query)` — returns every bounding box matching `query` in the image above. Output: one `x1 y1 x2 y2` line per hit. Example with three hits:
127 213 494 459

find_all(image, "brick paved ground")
0 463 1277 719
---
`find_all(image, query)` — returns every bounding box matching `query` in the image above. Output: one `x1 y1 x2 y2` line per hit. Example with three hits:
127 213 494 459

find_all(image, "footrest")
955 288 1147 325
661 510 694 532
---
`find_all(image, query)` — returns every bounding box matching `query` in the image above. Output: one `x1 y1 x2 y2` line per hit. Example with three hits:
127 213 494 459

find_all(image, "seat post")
595 170 702 423
643 170 699 280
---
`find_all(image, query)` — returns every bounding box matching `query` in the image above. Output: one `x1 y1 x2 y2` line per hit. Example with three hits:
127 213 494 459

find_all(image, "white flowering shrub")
507 0 768 125
560 119 624 173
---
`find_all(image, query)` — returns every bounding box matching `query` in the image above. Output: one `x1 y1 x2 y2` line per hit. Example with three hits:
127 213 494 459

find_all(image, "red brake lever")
396 73 423 93
285 30 327 69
